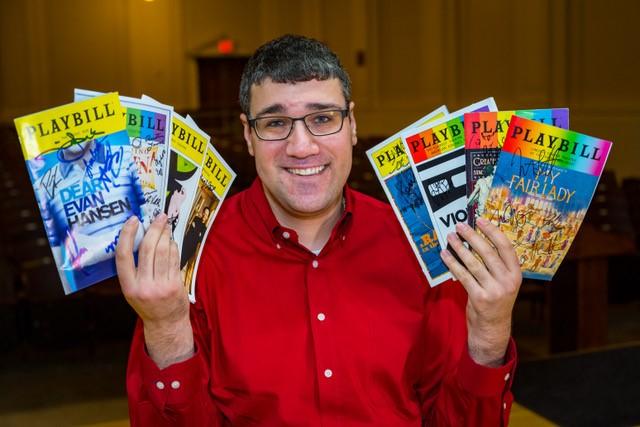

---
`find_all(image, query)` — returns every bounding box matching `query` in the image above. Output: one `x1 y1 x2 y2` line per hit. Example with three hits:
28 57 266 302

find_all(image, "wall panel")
568 0 640 111
456 0 517 107
1 0 50 118
43 0 130 104
0 0 638 180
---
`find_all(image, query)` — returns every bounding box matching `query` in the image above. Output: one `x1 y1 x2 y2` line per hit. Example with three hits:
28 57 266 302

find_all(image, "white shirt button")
155 381 165 390
504 373 510 381
171 380 181 389
282 231 290 239
324 369 333 378
317 312 326 321
312 260 319 268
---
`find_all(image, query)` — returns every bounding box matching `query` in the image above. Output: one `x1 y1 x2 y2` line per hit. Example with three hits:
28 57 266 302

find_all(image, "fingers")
476 217 521 276
441 226 486 298
442 218 522 299
116 216 140 293
454 221 508 279
169 240 181 286
137 213 168 280
440 247 483 301
154 224 172 282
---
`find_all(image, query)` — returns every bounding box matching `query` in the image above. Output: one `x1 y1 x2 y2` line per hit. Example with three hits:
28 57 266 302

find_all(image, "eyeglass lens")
254 110 345 140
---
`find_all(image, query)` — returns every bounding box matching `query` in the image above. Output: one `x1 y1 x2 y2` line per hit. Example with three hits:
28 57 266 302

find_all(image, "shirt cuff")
455 337 517 397
140 343 206 410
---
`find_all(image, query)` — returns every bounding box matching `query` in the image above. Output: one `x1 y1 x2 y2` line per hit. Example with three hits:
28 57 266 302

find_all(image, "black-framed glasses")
248 109 349 141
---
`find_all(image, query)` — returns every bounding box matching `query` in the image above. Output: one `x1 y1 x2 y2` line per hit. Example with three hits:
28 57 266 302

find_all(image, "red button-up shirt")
126 179 516 426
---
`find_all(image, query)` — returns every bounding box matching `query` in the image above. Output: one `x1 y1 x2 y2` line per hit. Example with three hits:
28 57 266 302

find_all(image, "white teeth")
287 165 326 176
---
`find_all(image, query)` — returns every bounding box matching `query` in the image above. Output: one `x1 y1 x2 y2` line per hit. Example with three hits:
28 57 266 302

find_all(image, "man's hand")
116 213 194 369
440 217 522 367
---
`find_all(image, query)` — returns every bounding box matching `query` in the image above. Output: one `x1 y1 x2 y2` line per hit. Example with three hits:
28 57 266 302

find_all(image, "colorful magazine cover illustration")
482 116 612 280
366 105 452 286
402 98 498 251
181 141 235 302
464 109 569 228
165 112 207 261
14 93 147 294
75 89 172 220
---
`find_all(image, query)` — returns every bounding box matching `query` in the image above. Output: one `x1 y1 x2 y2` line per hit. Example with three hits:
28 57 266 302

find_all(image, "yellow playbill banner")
14 93 125 160
202 145 233 198
170 115 207 167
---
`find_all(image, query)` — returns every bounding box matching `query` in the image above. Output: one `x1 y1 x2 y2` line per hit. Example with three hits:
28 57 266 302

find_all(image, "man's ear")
240 113 255 156
348 101 357 147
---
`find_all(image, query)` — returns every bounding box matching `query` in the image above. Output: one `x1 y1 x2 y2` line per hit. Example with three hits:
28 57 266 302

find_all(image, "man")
180 206 210 270
116 35 521 426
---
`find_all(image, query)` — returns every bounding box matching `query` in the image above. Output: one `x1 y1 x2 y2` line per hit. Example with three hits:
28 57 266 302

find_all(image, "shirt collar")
241 177 354 248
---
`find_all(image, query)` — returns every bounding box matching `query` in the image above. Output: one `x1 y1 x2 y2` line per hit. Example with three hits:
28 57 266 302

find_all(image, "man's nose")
285 120 320 157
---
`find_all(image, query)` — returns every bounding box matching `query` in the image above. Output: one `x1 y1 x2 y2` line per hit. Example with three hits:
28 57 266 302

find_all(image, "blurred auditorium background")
1 0 639 425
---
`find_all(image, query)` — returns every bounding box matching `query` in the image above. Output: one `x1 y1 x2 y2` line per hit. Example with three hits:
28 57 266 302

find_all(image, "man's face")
240 78 357 221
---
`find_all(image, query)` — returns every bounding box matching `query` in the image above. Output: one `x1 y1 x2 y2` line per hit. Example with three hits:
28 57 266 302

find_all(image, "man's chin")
263 175 343 218
286 191 345 216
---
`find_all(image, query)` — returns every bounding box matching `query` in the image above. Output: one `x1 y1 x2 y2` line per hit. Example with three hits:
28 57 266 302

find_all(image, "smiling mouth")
285 165 327 176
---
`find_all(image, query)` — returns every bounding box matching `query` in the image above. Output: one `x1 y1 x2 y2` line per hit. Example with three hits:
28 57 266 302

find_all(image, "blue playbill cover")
14 93 147 294
366 106 452 287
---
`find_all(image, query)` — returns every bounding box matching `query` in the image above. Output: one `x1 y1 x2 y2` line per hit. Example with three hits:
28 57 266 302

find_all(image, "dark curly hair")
239 34 352 115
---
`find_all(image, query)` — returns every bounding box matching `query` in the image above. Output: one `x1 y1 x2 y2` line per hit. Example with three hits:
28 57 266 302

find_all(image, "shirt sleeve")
416 280 517 426
126 301 223 426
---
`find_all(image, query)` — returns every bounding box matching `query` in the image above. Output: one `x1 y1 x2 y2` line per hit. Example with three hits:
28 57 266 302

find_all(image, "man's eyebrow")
306 102 344 111
254 102 345 117
254 104 285 117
